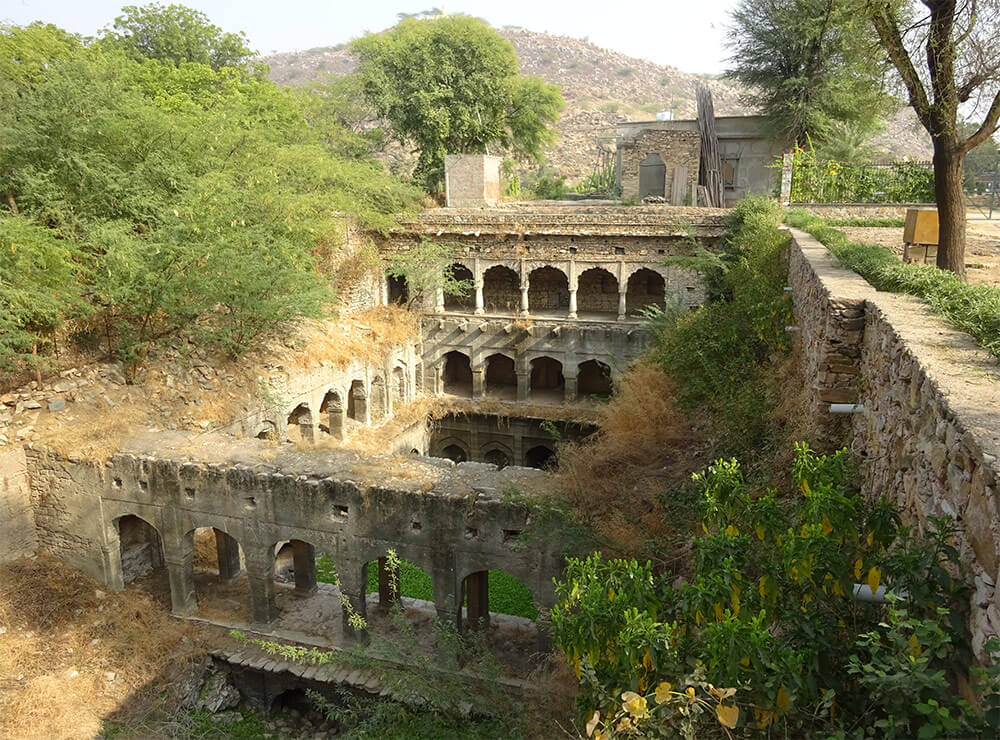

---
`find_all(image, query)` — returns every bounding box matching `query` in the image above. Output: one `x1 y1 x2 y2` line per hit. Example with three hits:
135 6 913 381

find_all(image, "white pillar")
435 286 445 313
568 289 578 319
474 280 484 315
617 290 627 321
520 280 530 317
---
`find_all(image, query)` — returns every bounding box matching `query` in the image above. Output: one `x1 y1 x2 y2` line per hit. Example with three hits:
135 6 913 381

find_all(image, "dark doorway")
530 356 564 399
484 353 516 397
626 269 666 316
578 360 613 398
442 444 468 463
525 445 556 469
442 351 473 396
639 153 666 199
387 274 409 305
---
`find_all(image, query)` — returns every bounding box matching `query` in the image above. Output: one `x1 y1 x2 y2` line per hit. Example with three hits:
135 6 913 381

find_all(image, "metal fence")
965 161 1000 220
790 160 935 204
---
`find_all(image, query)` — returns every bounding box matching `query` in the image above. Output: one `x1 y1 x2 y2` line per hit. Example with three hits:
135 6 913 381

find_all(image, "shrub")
786 210 1000 360
552 444 1000 738
787 144 935 203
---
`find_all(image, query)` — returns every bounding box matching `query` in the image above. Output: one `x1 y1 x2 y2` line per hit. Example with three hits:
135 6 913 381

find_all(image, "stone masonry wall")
0 446 36 562
790 203 935 220
619 130 701 202
789 228 1000 657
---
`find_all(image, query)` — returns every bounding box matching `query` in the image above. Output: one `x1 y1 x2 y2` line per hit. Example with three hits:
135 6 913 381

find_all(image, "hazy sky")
2 0 742 74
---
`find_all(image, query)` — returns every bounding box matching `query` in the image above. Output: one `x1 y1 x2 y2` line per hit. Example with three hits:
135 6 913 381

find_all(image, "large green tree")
350 15 564 190
727 0 892 147
867 0 1000 277
0 22 421 381
101 3 257 71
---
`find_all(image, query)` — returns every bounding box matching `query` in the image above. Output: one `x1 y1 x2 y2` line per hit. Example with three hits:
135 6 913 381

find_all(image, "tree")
383 240 471 310
727 0 892 146
867 0 1000 277
101 3 257 71
351 15 564 190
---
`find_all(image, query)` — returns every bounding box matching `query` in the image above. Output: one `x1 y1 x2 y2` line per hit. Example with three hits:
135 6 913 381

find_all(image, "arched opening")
255 421 277 440
116 515 165 584
482 265 520 314
286 404 313 444
484 353 516 399
387 274 409 305
191 527 248 620
578 359 614 398
273 539 317 596
319 390 344 438
576 267 619 317
444 263 474 311
442 351 472 397
392 366 406 406
347 379 367 423
525 444 556 469
529 356 564 401
461 569 538 632
483 448 510 469
370 375 386 423
442 444 468 463
365 557 433 612
528 266 569 314
626 268 666 316
270 688 314 715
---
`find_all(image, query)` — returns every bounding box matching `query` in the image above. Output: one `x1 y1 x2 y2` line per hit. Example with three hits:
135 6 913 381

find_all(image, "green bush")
551 445 1000 738
646 197 792 462
786 210 1000 360
788 144 934 203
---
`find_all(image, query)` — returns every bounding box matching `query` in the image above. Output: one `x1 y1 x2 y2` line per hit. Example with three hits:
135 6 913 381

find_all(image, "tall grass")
786 210 1000 360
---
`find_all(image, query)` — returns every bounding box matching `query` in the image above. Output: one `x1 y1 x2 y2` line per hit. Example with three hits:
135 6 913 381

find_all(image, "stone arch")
347 379 367 423
460 568 540 632
286 403 313 444
529 356 564 399
364 555 434 615
392 366 406 406
444 263 475 311
272 538 318 596
480 441 513 469
626 268 666 316
255 420 277 440
578 359 614 398
320 390 344 439
115 514 165 585
484 352 517 398
441 443 468 463
189 526 247 620
576 267 619 315
528 265 569 313
525 444 556 469
442 350 473 397
482 265 520 313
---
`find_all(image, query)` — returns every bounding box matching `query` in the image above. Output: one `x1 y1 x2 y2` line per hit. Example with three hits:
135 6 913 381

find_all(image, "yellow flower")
621 691 649 719
654 682 673 704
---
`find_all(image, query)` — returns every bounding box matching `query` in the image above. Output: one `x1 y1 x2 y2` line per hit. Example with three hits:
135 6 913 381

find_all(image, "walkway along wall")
788 228 1000 657
23 437 568 640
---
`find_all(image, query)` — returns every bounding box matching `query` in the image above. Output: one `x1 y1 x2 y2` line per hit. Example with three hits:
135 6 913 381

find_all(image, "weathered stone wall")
618 130 701 202
790 203 934 220
444 154 502 208
789 228 1000 656
0 446 36 562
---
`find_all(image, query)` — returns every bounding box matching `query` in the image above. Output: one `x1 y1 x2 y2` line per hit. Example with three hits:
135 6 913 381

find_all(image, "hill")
262 26 932 183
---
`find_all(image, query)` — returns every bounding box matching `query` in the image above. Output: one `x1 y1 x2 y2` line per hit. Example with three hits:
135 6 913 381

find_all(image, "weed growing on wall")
786 211 1000 360
551 445 1000 738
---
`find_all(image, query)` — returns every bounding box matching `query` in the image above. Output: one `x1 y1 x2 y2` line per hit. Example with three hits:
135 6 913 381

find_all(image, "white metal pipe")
829 403 865 414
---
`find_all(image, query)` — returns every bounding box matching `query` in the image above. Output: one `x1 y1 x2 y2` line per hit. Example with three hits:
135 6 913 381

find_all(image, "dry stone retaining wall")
0 446 36 562
789 228 1000 656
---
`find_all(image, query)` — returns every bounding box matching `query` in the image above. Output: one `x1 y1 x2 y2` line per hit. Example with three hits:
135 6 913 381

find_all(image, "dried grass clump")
33 402 153 461
556 361 706 558
0 556 210 740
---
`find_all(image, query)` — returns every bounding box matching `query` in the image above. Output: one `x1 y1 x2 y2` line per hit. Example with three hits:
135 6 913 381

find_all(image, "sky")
1 0 742 74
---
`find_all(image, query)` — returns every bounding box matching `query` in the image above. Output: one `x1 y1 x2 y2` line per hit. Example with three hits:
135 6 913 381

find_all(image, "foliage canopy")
350 15 564 190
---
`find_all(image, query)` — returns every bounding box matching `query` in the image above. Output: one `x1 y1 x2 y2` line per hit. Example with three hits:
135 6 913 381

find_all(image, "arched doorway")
273 539 317 596
444 263 474 311
525 445 556 469
286 404 313 444
347 380 367 423
529 356 564 401
483 448 511 469
255 421 277 440
190 527 247 620
442 444 468 463
461 569 538 631
320 390 344 438
442 351 472 397
626 268 666 316
484 353 516 398
578 359 613 398
116 515 164 584
387 274 409 305
576 267 619 317
392 366 406 407
528 266 569 314
482 265 520 313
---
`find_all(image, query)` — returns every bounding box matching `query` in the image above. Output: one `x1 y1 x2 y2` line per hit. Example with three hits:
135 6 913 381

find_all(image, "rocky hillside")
262 26 931 183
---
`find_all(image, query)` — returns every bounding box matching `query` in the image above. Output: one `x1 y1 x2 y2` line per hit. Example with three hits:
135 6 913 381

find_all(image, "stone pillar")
246 546 278 627
617 289 627 321
298 421 315 445
568 289 578 319
435 286 445 313
352 386 369 425
165 548 197 617
338 563 369 646
516 371 529 403
380 277 389 306
215 529 243 582
328 404 344 440
474 280 485 315
779 151 794 206
520 279 530 317
377 557 400 607
472 367 485 399
432 566 461 633
291 540 317 596
513 421 524 466
564 372 579 403
465 571 490 631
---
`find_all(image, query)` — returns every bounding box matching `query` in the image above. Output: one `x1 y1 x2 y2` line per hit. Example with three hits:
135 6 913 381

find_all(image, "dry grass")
555 361 708 559
33 401 154 461
0 556 213 740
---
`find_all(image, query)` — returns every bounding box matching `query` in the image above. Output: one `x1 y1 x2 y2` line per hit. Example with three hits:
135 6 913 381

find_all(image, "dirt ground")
839 226 1000 286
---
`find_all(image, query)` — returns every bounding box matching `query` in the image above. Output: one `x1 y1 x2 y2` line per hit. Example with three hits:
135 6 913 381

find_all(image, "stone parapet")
789 228 1000 656
789 203 935 220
